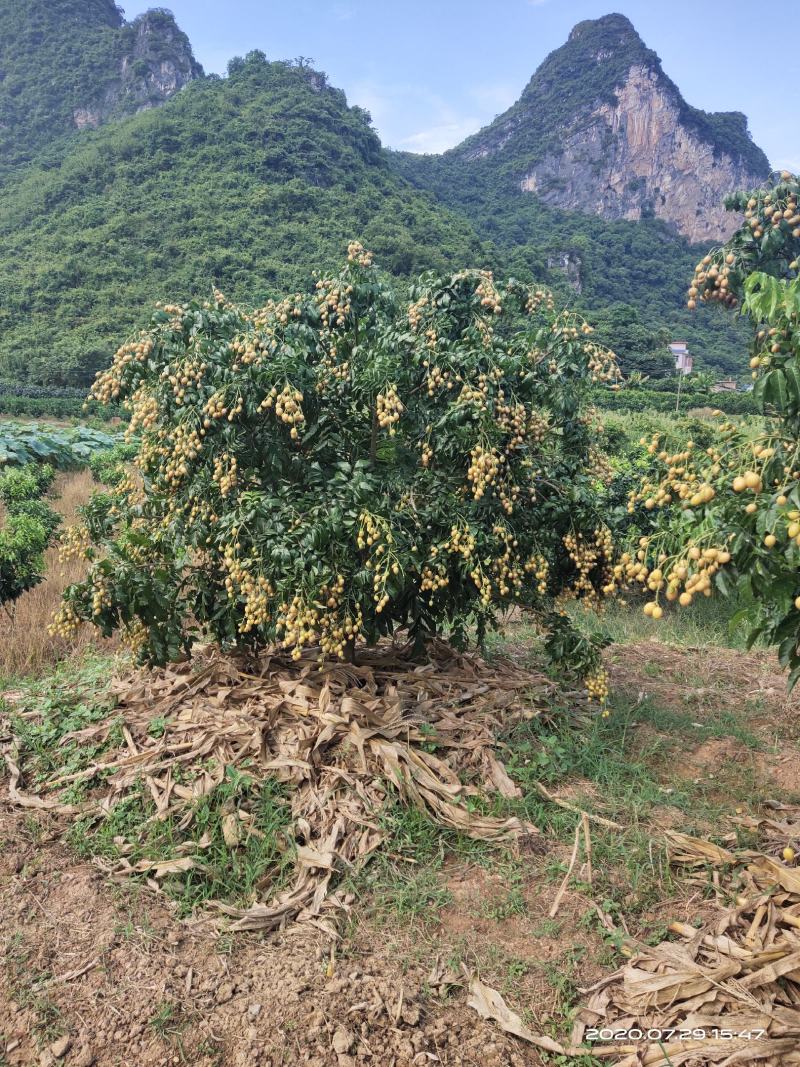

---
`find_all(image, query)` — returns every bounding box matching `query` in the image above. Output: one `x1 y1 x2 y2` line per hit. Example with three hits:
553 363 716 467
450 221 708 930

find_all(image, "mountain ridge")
429 13 769 242
0 6 772 384
0 0 203 174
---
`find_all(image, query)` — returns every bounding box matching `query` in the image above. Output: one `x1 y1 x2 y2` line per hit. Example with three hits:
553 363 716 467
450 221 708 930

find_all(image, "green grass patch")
570 593 756 650
3 652 120 790
7 653 295 917
67 767 293 918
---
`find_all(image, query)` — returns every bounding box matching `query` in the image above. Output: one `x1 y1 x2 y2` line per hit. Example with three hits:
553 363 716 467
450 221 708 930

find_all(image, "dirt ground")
0 806 590 1067
2 638 799 1067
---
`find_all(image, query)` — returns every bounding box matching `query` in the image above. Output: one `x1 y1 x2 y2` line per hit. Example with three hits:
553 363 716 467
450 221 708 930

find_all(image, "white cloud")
397 119 485 154
347 77 519 154
346 79 396 128
468 81 519 115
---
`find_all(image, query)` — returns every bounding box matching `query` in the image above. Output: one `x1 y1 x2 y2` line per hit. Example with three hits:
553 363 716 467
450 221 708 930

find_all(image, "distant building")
669 341 693 376
711 378 738 393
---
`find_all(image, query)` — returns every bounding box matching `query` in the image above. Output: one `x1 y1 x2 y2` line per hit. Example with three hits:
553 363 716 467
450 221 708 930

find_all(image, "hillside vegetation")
0 5 768 386
391 154 750 376
0 0 201 177
0 53 484 386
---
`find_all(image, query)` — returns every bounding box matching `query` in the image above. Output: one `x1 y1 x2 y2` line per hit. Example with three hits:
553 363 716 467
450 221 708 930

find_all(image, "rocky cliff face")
450 14 770 244
517 64 761 243
73 11 203 130
0 1 202 169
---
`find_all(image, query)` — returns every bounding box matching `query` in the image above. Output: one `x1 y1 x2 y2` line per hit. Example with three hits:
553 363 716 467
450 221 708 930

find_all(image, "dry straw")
0 470 110 677
5 640 568 937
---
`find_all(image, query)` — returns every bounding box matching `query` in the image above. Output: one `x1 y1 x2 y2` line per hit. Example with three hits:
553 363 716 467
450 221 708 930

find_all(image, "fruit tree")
54 244 621 698
621 173 800 684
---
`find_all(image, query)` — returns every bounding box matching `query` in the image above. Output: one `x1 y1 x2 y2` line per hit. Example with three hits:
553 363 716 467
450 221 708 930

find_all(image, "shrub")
5 497 61 541
55 246 620 698
88 443 138 487
0 467 42 506
32 463 56 494
0 513 50 608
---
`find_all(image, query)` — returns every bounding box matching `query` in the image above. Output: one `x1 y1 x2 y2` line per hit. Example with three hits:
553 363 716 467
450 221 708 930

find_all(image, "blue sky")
136 0 797 170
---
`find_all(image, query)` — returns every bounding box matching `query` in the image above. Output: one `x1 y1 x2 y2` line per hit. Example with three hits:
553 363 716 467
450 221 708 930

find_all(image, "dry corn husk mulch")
5 640 567 937
569 828 800 1065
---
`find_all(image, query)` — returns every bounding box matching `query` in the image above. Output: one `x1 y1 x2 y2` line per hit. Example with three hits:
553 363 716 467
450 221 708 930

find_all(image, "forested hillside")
390 156 749 376
0 6 769 386
0 53 485 385
0 0 202 177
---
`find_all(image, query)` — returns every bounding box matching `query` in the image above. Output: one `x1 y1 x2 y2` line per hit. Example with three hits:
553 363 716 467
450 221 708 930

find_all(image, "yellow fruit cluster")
475 314 494 349
376 385 403 434
524 553 549 596
585 342 622 385
276 595 322 659
497 483 521 516
314 276 353 328
407 295 428 332
212 452 238 497
357 511 393 551
564 528 613 604
457 378 490 412
585 666 610 709
632 435 722 514
489 525 525 597
270 297 303 327
447 523 476 560
525 290 555 316
467 444 502 500
494 396 527 450
689 178 799 308
316 576 358 658
120 617 149 655
746 186 800 239
87 571 113 617
164 358 207 404
688 254 737 309
425 364 452 396
358 512 400 614
274 590 366 662
48 600 83 639
204 391 231 421
222 545 275 633
615 538 731 615
91 338 153 405
273 386 305 440
475 271 502 315
526 411 550 446
58 524 91 563
162 423 204 488
346 241 374 268
421 564 450 598
230 335 267 368
127 387 159 436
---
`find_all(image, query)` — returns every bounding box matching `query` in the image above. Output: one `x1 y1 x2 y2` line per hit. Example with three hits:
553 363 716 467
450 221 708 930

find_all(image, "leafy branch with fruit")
622 172 800 685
